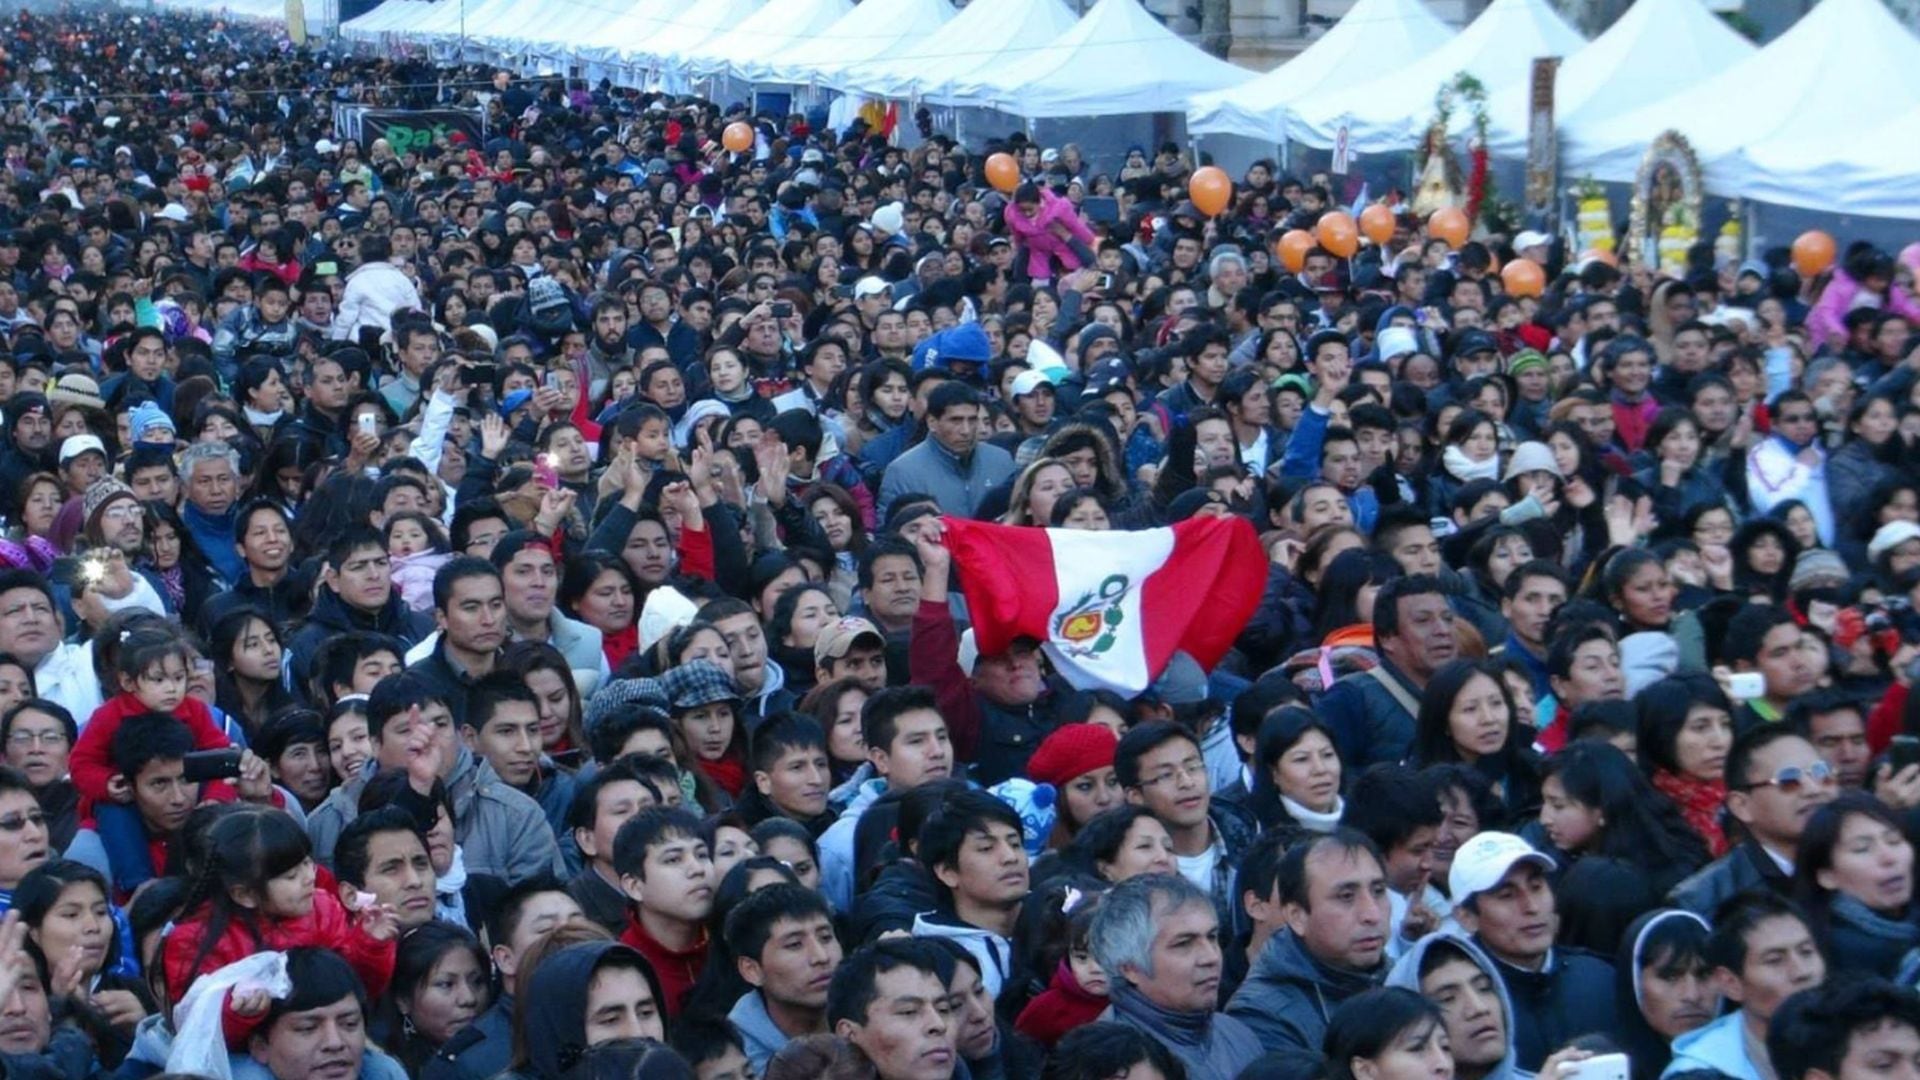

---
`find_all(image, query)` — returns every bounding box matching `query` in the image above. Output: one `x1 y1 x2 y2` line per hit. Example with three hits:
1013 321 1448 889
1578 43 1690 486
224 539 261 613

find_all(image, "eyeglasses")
0 810 47 832
1778 411 1816 424
1739 759 1834 793
6 731 66 748
1141 759 1208 789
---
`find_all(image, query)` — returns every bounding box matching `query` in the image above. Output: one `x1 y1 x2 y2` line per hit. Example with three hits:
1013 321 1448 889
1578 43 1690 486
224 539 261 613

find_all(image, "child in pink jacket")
1004 183 1097 284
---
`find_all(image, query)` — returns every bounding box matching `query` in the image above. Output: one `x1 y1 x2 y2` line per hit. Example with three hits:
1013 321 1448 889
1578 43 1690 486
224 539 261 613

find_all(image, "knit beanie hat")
82 476 136 528
1789 548 1850 592
129 400 175 439
1025 723 1119 788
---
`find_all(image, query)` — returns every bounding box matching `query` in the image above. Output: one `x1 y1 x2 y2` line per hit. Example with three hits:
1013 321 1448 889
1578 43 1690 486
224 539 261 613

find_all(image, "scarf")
1109 980 1214 1048
1652 768 1729 856
243 405 284 428
700 751 746 797
1829 893 1920 950
158 565 185 610
1280 794 1346 833
435 845 470 927
1443 444 1500 483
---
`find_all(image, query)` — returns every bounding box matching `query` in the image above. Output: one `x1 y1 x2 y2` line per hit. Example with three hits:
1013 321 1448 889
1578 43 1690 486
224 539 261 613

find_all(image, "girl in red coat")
1014 887 1109 1047
161 810 399 1045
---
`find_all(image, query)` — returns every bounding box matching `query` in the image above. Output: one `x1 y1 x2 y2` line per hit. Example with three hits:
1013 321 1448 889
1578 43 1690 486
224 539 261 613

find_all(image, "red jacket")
619 910 707 1020
1014 961 1108 1048
162 889 395 1046
72 693 231 804
909 598 982 763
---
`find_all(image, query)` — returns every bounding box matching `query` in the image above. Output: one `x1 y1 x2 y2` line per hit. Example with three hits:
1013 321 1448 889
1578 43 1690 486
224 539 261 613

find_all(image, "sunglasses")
1739 759 1834 793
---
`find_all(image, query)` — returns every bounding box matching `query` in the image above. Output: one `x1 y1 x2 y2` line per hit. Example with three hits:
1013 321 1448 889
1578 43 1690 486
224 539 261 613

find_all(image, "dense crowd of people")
0 5 1916 1080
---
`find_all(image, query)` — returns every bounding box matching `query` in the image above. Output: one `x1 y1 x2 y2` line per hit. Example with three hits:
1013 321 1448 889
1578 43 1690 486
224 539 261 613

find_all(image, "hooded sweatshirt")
1387 933 1534 1080
912 909 1017 997
1614 910 1719 1080
511 941 649 1080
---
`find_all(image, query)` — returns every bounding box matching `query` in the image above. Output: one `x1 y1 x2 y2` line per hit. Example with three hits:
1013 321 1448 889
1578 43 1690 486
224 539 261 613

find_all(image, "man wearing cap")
815 617 888 692
1505 351 1553 439
56 434 107 501
1449 832 1618 1071
909 323 992 385
1511 231 1552 269
878 383 1014 523
908 531 1070 787
1007 371 1057 441
852 277 893 335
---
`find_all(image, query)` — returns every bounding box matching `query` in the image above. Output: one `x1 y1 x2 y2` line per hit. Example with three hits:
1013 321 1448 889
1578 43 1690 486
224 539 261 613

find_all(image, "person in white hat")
1448 831 1619 1071
1511 230 1552 267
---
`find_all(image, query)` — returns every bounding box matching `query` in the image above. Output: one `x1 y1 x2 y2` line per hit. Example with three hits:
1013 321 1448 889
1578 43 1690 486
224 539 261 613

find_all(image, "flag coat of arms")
941 515 1267 695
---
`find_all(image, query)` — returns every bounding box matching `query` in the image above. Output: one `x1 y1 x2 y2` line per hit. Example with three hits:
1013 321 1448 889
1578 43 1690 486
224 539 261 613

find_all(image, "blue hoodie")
911 323 992 374
1663 1011 1762 1080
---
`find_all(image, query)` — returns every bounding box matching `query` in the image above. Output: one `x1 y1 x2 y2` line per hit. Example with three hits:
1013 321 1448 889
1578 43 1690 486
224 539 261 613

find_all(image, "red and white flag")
941 516 1267 695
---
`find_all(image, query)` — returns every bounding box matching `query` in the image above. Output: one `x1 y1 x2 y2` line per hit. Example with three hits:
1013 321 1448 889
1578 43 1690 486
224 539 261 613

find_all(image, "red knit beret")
1026 723 1119 788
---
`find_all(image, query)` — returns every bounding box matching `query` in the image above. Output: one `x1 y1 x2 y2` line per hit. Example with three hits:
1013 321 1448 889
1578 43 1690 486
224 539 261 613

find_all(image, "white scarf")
1443 444 1501 483
1280 794 1346 832
435 845 470 927
243 405 284 428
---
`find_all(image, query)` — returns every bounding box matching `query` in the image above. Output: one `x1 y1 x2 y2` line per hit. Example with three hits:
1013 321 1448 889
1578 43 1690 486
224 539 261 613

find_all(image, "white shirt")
1175 838 1221 896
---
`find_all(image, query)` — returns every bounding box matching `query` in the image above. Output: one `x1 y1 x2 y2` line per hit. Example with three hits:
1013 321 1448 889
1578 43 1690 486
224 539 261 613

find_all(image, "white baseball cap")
58 434 106 465
1448 831 1556 902
1010 369 1055 398
1513 230 1552 252
853 276 891 300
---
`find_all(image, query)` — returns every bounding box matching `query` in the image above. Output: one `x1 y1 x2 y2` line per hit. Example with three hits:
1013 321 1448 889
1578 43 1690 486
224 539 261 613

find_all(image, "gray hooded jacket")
1387 932 1536 1080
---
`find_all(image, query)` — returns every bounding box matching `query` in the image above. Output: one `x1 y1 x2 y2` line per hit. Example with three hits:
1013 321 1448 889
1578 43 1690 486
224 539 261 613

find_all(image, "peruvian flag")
942 516 1268 695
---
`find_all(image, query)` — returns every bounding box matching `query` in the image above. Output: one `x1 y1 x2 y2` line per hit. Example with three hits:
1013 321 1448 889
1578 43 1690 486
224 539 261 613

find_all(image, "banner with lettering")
334 107 485 155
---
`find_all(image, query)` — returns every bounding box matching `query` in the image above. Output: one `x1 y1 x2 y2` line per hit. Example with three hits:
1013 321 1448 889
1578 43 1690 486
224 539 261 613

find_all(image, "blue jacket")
877 436 1016 522
1662 1012 1761 1080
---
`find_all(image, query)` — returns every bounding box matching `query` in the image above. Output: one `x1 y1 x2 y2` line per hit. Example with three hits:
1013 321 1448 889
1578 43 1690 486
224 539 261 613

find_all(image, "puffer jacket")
332 260 422 341
1225 928 1383 1053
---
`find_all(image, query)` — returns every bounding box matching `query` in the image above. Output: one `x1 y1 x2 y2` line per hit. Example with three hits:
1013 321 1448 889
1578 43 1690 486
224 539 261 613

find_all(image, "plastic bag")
166 951 292 1080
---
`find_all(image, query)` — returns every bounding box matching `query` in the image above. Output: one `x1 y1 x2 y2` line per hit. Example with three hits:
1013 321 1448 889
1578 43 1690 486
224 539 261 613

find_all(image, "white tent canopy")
1186 0 1455 142
623 0 758 68
1476 0 1752 158
834 0 1078 99
679 0 855 78
742 0 957 85
588 0 686 63
1740 100 1920 218
1285 0 1583 150
1565 0 1920 185
341 0 434 41
945 0 1252 117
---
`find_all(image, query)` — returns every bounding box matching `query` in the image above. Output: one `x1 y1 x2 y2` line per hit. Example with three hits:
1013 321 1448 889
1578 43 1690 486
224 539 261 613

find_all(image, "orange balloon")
1429 207 1470 250
722 121 754 154
1359 204 1396 246
984 152 1020 195
1276 229 1315 274
1189 166 1232 217
1316 211 1359 259
1578 248 1618 268
1792 230 1837 278
1501 257 1546 298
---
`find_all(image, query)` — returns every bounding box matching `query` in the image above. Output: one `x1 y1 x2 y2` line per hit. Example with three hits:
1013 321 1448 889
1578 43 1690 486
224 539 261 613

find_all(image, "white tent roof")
1739 100 1920 218
621 0 756 65
583 0 683 61
1186 0 1455 141
679 0 855 77
1285 0 1583 150
835 0 1080 98
946 0 1252 117
401 0 518 40
742 0 957 84
1477 0 1752 158
1565 0 1920 184
341 0 432 39
479 0 607 48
